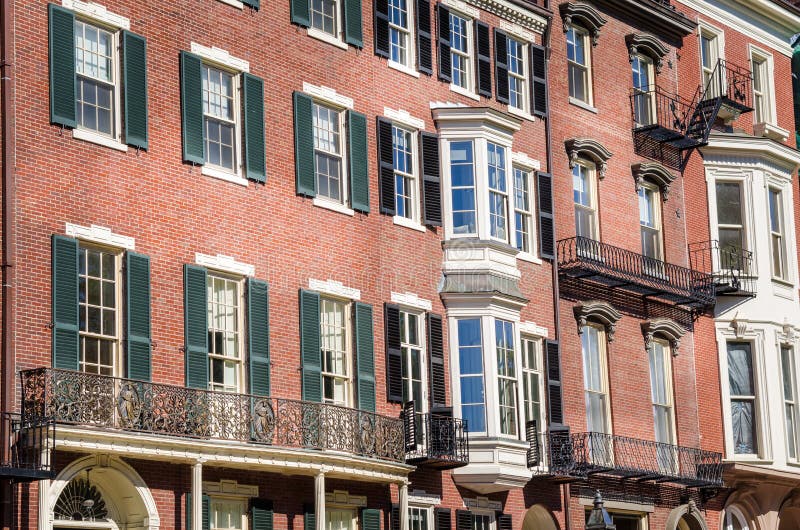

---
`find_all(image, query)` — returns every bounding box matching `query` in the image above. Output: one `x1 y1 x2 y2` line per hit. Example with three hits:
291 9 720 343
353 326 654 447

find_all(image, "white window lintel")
499 21 535 43
65 223 135 250
309 279 361 300
391 292 433 312
190 43 250 72
62 0 130 29
203 479 258 497
408 490 442 506
511 151 542 171
326 490 367 507
464 497 502 511
384 107 426 131
195 253 255 277
303 83 354 110
519 321 548 338
444 0 480 18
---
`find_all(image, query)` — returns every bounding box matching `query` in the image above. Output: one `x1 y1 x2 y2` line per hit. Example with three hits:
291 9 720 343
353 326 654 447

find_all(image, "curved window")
724 507 749 530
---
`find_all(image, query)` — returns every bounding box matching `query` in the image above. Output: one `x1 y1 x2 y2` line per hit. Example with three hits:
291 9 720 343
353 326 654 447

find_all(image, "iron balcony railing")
529 431 723 488
702 59 753 112
689 240 756 297
403 404 469 469
630 85 708 148
0 411 55 481
557 236 716 309
20 368 405 462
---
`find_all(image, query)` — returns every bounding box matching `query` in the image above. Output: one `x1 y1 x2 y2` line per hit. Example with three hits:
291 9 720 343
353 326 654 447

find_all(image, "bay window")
487 143 509 243
513 167 534 254
496 320 517 436
715 181 746 266
781 346 798 460
450 141 477 235
457 318 485 433
727 341 758 455
768 187 787 280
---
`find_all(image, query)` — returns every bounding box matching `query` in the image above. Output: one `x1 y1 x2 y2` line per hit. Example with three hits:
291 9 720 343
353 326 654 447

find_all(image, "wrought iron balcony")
529 431 723 488
20 368 405 463
557 237 715 311
689 240 756 297
403 404 469 469
630 86 706 148
0 411 55 481
701 59 753 116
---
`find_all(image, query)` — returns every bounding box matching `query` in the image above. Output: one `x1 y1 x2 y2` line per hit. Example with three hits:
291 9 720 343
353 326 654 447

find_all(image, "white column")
315 472 326 530
192 461 203 530
38 477 50 530
398 483 409 530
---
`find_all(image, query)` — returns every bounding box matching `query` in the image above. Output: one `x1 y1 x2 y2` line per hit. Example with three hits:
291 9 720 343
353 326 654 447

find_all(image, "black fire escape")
631 59 753 170
0 411 55 481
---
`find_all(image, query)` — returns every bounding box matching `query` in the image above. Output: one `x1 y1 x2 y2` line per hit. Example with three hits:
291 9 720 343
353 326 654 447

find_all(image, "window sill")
393 215 427 232
216 0 244 8
754 121 790 143
507 106 535 122
201 165 249 187
516 251 542 265
313 197 355 216
569 97 598 114
388 60 420 78
450 83 480 101
72 129 129 152
307 28 349 50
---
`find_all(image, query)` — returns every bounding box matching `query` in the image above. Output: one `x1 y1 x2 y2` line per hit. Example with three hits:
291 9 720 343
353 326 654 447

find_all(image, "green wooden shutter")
243 73 266 183
180 51 205 164
251 500 273 530
48 4 76 128
362 509 381 530
126 252 152 381
348 110 370 213
184 265 208 388
355 303 375 412
299 289 321 402
248 278 270 396
52 235 79 370
292 0 311 26
122 31 149 150
343 0 364 48
304 506 316 530
186 493 209 530
293 92 316 197
243 0 260 8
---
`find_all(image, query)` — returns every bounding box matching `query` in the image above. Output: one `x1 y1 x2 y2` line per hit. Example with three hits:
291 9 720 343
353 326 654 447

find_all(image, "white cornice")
384 108 426 130
519 321 548 338
444 0 481 18
391 292 433 311
511 151 542 170
65 223 135 250
309 279 361 300
701 133 800 175
432 106 522 136
62 0 130 29
196 253 255 277
190 43 250 72
303 83 354 110
463 0 548 33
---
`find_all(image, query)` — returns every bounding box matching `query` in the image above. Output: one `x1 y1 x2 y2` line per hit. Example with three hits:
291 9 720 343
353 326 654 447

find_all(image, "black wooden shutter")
251 500 274 530
248 278 270 396
456 511 473 530
416 0 433 75
546 340 563 426
243 0 260 8
304 506 316 530
391 506 400 530
184 265 208 389
494 29 509 104
530 43 548 117
420 131 442 226
475 21 492 98
375 0 390 58
126 252 152 381
48 4 76 128
180 51 205 164
52 235 79 370
435 509 452 530
385 304 403 402
348 110 370 213
427 313 446 410
537 172 554 260
293 91 317 197
344 0 364 47
243 73 267 183
437 5 451 82
526 419 541 467
121 31 148 150
291 0 311 26
377 118 396 215
355 302 376 412
496 514 512 530
299 289 322 402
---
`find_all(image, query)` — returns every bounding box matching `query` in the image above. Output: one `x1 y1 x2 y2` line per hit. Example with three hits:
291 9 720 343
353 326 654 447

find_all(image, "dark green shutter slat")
304 506 316 530
434 509 451 530
362 509 381 530
248 279 270 396
243 0 260 8
126 252 152 381
377 117 395 215
251 500 274 530
184 265 208 389
243 73 267 183
420 131 441 226
537 172 554 260
49 4 76 128
292 0 311 27
374 0 390 58
416 0 433 75
355 302 376 412
546 340 563 426
186 494 210 530
348 110 370 213
531 43 548 117
52 235 79 370
300 289 322 402
494 29 509 104
475 21 492 98
122 31 149 150
343 0 364 47
180 51 205 164
427 313 446 409
497 514 511 530
293 92 317 197
456 511 473 530
385 304 403 403
437 5 451 82
391 506 400 530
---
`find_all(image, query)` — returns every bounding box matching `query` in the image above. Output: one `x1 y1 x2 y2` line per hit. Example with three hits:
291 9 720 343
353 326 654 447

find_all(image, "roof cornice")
593 0 696 43
701 132 800 172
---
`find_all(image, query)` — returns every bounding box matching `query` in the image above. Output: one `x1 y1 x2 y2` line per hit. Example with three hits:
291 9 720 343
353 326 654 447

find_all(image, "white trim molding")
391 292 433 311
309 279 361 300
464 0 547 33
190 43 250 72
62 0 130 29
203 480 259 497
499 20 536 43
464 497 503 511
408 490 442 506
384 108 426 130
65 223 135 250
519 321 548 338
195 253 255 277
303 83 354 110
326 490 367 507
511 151 542 171
444 0 480 18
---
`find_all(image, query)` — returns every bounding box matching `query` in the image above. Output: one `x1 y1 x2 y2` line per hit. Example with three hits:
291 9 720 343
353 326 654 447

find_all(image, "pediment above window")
631 162 675 201
566 138 613 179
626 33 669 74
641 318 685 355
559 2 607 46
574 301 622 341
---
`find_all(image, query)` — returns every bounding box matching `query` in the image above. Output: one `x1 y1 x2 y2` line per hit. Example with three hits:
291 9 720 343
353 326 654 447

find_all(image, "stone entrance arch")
665 503 708 530
521 505 559 530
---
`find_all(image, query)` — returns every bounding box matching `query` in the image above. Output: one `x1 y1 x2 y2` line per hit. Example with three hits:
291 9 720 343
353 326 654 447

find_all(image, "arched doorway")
521 505 558 530
665 503 708 530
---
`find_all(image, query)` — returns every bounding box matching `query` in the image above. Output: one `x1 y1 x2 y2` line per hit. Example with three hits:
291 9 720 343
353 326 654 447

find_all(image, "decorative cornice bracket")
631 162 676 201
625 33 669 74
574 301 622 341
566 138 614 179
641 318 685 356
559 2 607 46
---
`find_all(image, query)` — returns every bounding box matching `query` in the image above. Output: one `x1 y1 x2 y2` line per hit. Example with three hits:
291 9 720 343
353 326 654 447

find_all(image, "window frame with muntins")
74 18 121 141
313 101 349 206
449 11 474 93
393 124 420 223
320 296 353 407
388 0 415 70
566 24 591 105
201 63 242 176
573 161 598 240
206 271 246 394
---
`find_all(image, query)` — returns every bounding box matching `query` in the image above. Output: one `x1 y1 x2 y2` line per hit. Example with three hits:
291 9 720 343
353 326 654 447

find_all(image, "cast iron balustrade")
404 407 469 469
0 411 55 481
20 368 405 463
689 240 756 297
529 431 723 488
557 236 715 311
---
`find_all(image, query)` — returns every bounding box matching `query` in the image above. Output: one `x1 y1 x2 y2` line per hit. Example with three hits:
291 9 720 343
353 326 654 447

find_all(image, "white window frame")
638 182 663 262
448 10 477 99
387 0 417 75
781 345 799 462
512 165 535 257
470 511 495 530
749 46 776 126
505 35 529 115
487 142 510 244
201 63 243 180
312 100 351 212
495 319 518 437
520 335 546 432
400 308 428 414
573 160 599 241
209 497 247 530
581 324 612 436
308 0 347 49
698 22 724 99
407 505 433 530
566 24 592 107
206 270 246 394
631 53 655 127
392 124 422 228
710 176 751 270
326 508 357 530
320 295 353 407
767 185 788 282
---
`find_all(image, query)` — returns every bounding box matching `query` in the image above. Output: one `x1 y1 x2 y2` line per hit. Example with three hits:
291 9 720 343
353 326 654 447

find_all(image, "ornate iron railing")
557 237 715 309
0 411 55 481
530 431 723 488
404 409 469 469
630 86 695 135
20 368 405 462
689 240 756 297
702 59 752 111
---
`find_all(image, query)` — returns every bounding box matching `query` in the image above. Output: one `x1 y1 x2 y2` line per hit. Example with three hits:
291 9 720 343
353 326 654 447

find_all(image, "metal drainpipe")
1 0 17 528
